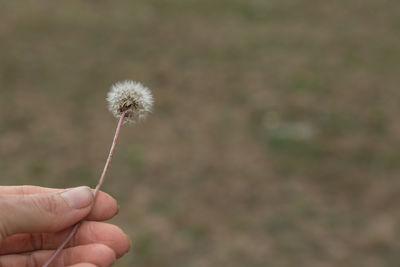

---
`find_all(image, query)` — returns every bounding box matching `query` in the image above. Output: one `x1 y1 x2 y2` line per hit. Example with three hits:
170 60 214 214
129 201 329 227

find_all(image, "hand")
0 186 131 267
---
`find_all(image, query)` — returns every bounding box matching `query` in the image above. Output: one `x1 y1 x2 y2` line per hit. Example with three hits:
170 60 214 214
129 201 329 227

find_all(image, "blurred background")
1 0 400 266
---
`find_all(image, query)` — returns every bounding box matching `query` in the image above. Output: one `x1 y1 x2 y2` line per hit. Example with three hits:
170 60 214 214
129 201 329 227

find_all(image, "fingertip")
91 244 116 267
117 229 131 258
110 226 131 258
87 191 118 221
80 222 131 258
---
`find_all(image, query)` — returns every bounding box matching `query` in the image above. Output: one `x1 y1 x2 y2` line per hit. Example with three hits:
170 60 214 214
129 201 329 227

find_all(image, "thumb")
0 186 93 239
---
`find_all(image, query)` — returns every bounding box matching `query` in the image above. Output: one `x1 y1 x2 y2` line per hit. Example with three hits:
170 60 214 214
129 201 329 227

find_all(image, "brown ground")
1 0 400 266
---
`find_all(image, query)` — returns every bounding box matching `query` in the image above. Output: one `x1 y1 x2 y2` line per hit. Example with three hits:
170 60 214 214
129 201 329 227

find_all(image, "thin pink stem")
42 223 81 267
94 112 126 197
43 112 127 267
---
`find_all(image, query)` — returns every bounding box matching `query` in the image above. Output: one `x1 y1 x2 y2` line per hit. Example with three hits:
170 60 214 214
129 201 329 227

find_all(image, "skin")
0 186 131 267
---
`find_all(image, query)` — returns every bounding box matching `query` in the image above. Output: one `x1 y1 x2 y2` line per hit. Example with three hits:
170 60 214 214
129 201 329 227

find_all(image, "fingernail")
61 186 93 209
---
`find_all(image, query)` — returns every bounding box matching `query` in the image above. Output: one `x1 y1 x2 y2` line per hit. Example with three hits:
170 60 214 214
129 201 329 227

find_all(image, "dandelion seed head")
107 80 154 124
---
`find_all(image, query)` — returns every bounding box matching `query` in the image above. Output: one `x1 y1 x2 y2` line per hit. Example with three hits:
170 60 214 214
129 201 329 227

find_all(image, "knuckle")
26 253 39 267
32 194 60 215
29 233 44 250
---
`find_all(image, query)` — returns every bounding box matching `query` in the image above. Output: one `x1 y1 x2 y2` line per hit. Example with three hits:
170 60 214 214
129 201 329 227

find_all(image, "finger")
0 243 116 267
0 185 59 195
0 221 131 258
0 186 118 221
86 192 118 221
69 264 97 267
0 187 93 238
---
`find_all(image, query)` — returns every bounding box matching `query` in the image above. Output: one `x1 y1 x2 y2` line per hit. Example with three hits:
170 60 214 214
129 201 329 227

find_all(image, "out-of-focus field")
1 0 400 266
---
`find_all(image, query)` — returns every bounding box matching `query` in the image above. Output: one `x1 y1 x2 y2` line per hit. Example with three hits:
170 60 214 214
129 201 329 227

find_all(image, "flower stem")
94 111 126 197
42 112 127 267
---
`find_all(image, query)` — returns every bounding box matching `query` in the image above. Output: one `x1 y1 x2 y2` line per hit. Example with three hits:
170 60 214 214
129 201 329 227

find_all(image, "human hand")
0 186 130 267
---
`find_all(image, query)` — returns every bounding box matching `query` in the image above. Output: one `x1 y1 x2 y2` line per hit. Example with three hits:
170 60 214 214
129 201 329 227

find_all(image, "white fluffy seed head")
107 80 154 124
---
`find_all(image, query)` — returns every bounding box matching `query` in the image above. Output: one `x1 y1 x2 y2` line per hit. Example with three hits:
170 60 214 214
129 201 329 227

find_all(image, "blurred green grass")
1 0 400 266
